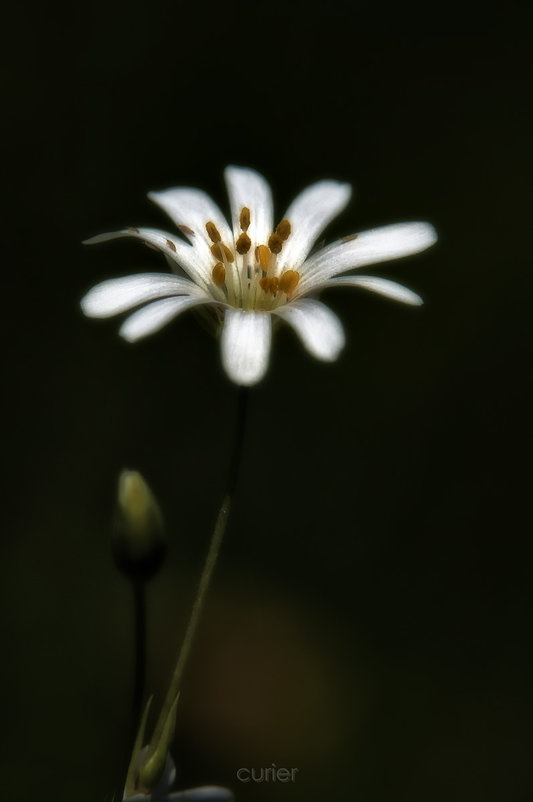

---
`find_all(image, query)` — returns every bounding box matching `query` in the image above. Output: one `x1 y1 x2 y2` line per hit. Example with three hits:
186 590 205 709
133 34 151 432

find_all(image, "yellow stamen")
206 221 221 243
236 232 251 254
166 239 176 252
240 207 251 231
210 242 235 263
258 276 280 296
268 232 283 254
257 244 271 271
279 269 300 295
342 233 359 242
276 219 291 241
212 262 226 287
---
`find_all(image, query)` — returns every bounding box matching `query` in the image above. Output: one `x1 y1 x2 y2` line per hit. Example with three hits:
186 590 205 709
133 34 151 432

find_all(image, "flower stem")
132 580 147 727
148 386 249 755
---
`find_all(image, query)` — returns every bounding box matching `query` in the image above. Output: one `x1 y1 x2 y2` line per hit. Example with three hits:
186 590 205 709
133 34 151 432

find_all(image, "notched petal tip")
273 299 345 362
118 296 207 342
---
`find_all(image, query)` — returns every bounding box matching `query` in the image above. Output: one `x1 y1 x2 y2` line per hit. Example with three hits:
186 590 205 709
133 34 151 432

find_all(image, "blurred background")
3 0 533 800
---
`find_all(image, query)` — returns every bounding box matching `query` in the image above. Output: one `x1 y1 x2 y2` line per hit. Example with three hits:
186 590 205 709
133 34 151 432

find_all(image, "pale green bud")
138 696 178 791
113 470 166 580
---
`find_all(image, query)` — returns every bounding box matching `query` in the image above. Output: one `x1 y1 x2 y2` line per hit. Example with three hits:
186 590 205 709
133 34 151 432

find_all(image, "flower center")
205 208 300 311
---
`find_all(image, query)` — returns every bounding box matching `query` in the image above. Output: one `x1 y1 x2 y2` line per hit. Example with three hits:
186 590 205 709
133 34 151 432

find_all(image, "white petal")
224 166 273 247
300 222 438 291
276 180 352 272
119 296 209 342
322 275 423 305
220 309 272 386
84 227 212 289
80 273 202 318
273 299 345 361
148 187 233 249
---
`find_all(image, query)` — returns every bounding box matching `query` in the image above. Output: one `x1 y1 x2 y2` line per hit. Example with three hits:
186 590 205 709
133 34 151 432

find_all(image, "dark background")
3 1 533 800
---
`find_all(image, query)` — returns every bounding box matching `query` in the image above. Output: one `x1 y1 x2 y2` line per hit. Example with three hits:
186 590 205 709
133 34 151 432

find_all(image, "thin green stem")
132 580 147 727
148 387 249 755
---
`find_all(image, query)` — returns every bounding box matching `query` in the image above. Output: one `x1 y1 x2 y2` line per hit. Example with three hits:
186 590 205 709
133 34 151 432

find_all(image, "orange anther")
210 242 235 263
268 232 283 254
236 232 251 254
279 269 300 295
205 221 221 243
239 207 251 231
276 219 291 241
257 244 271 271
212 262 226 287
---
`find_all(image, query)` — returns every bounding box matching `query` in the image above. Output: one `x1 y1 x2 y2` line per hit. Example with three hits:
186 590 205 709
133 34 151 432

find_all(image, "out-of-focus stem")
141 387 249 786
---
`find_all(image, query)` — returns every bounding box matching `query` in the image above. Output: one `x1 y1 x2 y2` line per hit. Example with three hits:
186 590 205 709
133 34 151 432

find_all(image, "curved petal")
320 275 423 305
80 273 202 318
220 309 272 386
299 222 438 291
276 180 352 272
119 296 210 342
224 166 273 247
273 299 345 361
148 187 233 251
84 227 212 289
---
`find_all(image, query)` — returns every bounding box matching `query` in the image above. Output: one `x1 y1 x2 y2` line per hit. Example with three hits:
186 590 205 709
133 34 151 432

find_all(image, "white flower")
81 167 437 385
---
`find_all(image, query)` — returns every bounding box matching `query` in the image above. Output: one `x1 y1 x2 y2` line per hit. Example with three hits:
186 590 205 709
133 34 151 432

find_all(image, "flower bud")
113 470 166 580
